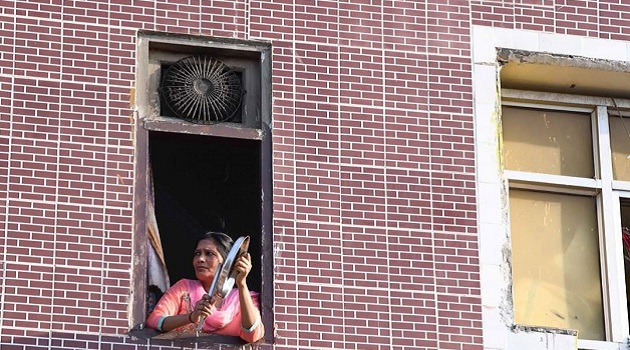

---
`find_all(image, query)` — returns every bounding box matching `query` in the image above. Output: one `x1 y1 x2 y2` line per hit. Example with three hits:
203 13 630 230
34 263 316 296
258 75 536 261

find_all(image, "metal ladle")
196 236 250 334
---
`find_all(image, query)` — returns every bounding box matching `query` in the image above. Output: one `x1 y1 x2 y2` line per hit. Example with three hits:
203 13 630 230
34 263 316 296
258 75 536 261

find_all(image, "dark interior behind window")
149 130 262 291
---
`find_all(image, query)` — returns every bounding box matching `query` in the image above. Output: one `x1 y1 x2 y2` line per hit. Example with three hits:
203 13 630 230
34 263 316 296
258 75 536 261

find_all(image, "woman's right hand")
190 295 215 323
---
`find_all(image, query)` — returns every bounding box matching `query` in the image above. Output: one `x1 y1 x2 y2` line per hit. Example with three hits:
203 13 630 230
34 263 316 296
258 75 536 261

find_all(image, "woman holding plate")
146 231 264 343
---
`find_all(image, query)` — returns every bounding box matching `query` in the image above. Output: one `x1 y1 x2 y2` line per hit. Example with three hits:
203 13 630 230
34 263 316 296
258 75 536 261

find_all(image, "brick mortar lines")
278 41 472 59
9 13 129 34
245 0 251 39
293 219 477 235
49 3 67 340
289 280 463 300
333 0 345 346
291 3 300 348
378 1 394 347
426 1 460 347
98 4 112 339
282 162 472 177
424 3 440 349
0 74 134 90
289 2 346 347
553 0 602 34
6 261 129 273
2 198 132 211
286 91 462 117
198 0 202 33
0 1 16 339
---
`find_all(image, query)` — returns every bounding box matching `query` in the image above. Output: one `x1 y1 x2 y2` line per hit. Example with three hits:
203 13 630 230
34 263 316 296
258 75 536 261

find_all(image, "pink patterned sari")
146 279 264 343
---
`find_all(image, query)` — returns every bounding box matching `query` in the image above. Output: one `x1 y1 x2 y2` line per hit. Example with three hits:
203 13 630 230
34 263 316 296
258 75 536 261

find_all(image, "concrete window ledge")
508 326 623 350
508 326 577 350
126 327 270 349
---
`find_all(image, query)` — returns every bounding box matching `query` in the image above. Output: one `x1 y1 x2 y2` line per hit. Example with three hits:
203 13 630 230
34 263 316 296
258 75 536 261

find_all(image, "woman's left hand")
234 252 252 288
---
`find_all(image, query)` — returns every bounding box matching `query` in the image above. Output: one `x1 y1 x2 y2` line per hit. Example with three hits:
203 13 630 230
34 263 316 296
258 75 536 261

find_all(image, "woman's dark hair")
195 231 233 261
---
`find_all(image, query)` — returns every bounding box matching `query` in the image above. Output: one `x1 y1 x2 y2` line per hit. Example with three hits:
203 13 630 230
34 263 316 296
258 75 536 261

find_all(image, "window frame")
501 89 630 349
131 31 274 344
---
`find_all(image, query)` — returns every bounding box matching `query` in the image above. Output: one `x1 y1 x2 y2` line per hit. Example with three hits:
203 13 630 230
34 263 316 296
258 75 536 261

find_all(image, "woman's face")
193 238 224 284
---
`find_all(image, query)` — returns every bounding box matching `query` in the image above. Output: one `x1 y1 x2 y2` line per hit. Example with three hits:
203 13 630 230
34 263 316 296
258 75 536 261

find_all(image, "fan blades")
160 56 243 123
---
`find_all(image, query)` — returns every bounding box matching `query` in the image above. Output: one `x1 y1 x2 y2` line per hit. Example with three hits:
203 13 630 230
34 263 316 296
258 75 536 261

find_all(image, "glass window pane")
621 200 630 330
502 106 594 178
608 116 630 181
509 189 604 341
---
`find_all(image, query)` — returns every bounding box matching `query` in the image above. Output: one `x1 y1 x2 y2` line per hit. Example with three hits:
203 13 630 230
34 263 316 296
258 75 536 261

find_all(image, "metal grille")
160 56 243 123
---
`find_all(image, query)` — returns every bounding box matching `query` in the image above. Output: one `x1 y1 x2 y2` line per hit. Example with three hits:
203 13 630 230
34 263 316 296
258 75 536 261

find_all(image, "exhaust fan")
160 56 243 124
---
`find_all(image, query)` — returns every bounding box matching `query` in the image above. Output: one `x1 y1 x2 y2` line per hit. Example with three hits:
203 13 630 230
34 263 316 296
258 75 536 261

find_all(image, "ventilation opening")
149 130 262 291
158 56 245 124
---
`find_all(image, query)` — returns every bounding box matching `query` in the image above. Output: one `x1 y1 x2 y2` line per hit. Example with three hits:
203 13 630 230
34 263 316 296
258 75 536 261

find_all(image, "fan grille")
160 56 243 123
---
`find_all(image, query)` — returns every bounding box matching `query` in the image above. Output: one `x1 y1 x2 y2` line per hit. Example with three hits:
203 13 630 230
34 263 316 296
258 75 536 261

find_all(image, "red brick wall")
2 0 630 349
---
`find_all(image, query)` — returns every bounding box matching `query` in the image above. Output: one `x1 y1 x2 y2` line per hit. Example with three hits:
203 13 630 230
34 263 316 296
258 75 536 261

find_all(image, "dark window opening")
149 130 262 292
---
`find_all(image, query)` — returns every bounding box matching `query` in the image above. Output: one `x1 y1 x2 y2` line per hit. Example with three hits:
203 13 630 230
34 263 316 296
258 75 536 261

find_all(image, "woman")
146 232 264 343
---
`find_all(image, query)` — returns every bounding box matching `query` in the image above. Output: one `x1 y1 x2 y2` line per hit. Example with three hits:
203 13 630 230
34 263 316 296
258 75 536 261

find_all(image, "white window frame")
472 25 630 350
502 93 630 349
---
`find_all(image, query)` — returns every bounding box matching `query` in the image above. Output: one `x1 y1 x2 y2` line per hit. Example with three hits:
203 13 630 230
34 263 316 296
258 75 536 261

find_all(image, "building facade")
2 1 630 350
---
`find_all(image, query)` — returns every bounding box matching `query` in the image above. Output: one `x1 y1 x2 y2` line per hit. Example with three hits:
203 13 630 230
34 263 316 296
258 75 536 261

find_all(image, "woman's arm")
146 279 214 332
234 253 264 342
159 313 193 332
237 283 259 329
160 296 215 332
146 280 185 331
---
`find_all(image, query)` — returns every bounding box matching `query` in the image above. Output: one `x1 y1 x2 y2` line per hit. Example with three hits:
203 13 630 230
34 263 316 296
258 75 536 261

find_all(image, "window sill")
511 325 622 350
127 327 269 349
577 339 623 350
511 324 578 336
